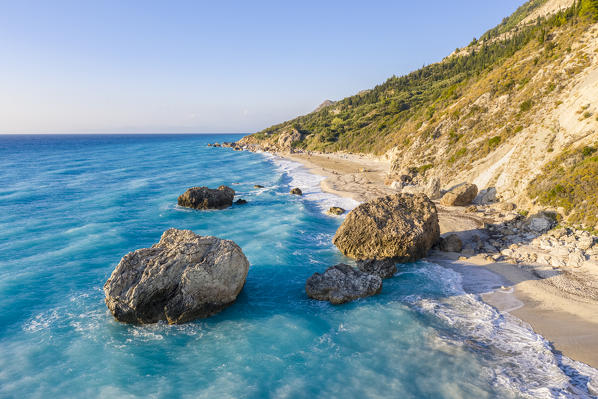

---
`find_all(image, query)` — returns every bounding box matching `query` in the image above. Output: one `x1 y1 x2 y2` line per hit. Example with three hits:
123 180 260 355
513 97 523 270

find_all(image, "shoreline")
270 149 598 369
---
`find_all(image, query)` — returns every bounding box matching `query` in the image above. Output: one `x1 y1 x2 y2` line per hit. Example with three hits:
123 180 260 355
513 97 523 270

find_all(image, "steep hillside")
240 0 598 230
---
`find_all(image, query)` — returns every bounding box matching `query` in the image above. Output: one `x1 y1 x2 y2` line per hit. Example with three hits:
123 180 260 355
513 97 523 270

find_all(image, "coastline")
270 149 598 369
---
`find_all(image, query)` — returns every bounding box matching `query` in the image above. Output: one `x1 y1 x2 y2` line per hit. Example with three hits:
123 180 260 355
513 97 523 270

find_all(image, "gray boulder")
356 259 397 279
474 187 497 205
440 183 478 206
333 193 440 262
305 264 382 304
439 234 463 252
524 211 557 233
178 186 235 209
104 229 250 324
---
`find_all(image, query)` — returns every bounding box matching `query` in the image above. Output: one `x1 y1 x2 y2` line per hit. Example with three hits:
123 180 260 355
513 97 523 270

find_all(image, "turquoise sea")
1 134 597 399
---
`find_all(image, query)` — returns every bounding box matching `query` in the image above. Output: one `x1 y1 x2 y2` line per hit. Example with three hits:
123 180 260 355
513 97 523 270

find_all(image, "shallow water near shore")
1 134 597 398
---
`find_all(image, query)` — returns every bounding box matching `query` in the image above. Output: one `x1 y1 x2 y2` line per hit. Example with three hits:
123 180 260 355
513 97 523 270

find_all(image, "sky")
0 0 526 134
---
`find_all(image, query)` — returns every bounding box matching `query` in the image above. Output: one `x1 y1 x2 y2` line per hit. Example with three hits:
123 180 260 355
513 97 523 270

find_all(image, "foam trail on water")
261 152 359 214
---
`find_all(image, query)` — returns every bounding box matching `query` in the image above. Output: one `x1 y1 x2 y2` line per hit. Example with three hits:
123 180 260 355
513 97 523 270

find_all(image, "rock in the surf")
327 207 345 215
178 185 235 209
333 193 439 262
235 199 248 205
104 228 250 324
290 188 303 195
305 263 382 304
356 258 397 279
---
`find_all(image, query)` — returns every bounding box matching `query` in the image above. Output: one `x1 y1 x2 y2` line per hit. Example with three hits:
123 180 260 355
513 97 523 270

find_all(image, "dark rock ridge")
305 263 382 304
290 188 303 195
104 228 250 324
333 193 440 261
440 183 478 206
356 259 397 279
178 186 235 209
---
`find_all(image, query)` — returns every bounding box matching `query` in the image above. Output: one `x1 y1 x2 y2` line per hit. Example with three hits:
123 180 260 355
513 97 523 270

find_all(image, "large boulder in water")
305 263 382 304
440 183 478 206
104 228 250 324
178 186 235 209
333 193 439 262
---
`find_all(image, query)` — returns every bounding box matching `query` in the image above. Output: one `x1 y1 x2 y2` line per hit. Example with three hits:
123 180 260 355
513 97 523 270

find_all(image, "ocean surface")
1 134 597 399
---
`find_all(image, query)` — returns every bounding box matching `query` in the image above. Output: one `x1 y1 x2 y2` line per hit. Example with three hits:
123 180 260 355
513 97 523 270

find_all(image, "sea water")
0 134 597 399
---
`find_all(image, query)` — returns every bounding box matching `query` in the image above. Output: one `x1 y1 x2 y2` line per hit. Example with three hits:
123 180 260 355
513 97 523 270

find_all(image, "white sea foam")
261 153 359 214
405 261 598 398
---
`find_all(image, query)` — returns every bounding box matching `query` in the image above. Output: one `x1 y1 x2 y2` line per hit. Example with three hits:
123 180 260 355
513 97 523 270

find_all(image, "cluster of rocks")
436 204 598 270
207 142 244 151
306 193 440 304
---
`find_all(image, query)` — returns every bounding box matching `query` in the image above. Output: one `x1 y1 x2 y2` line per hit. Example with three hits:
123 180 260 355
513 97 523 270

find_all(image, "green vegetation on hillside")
527 143 598 230
247 0 596 155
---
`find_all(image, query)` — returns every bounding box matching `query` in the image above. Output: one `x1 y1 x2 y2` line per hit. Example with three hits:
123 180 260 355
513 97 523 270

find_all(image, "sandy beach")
277 150 598 368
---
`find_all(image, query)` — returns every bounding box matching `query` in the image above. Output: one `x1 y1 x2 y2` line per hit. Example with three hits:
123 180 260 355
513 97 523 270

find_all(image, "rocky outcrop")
104 229 250 324
277 128 304 149
333 193 440 261
178 186 235 210
440 183 478 206
290 188 303 195
305 263 382 304
327 207 345 215
438 234 463 252
356 259 397 279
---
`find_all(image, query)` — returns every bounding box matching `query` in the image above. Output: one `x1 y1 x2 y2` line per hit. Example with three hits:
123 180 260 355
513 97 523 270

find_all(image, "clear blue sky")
0 0 525 134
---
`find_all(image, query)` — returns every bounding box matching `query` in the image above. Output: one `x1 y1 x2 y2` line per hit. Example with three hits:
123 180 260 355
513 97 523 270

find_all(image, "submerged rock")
104 228 250 324
327 207 345 215
235 199 248 205
356 258 397 279
178 186 235 209
305 263 382 304
290 188 303 195
440 183 478 206
333 193 439 262
254 184 265 189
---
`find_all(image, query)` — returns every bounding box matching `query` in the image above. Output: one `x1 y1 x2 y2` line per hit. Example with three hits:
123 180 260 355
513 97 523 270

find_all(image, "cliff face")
241 0 598 230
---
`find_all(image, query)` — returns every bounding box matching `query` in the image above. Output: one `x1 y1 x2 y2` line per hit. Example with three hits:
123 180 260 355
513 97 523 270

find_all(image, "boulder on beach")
290 188 303 195
356 258 397 279
333 193 440 261
178 185 235 209
104 228 250 324
327 207 345 216
440 183 478 206
474 187 497 205
305 263 382 304
439 234 463 253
